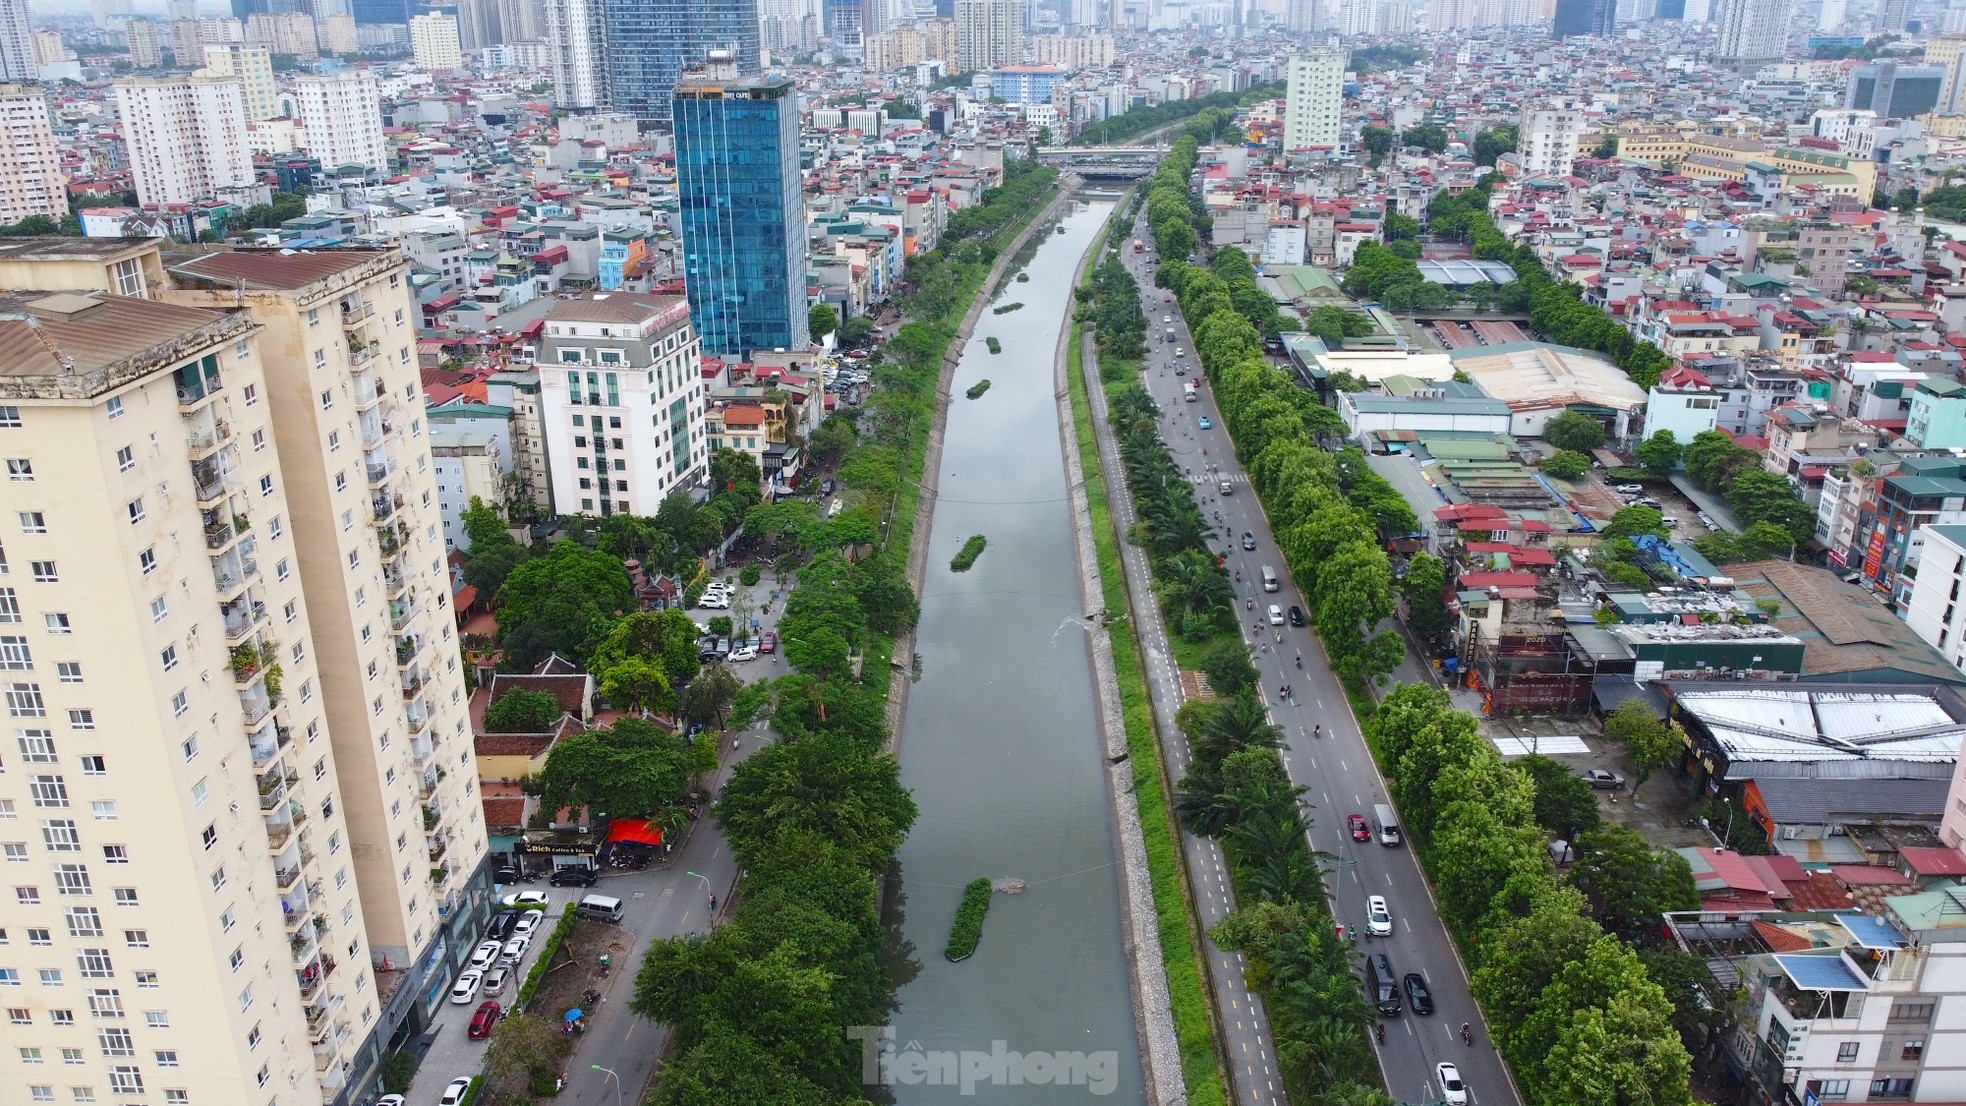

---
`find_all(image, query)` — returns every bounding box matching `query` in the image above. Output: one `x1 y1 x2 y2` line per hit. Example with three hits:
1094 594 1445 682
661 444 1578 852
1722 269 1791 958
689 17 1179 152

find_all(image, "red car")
468 1000 501 1040
760 630 777 653
1348 813 1371 842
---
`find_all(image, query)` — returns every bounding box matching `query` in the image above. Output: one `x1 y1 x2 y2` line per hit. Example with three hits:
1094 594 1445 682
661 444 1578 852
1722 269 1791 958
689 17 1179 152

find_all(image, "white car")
1267 604 1284 626
498 891 550 911
697 593 730 610
728 645 759 662
376 1097 405 1106
449 969 482 1005
438 1078 474 1106
1366 895 1393 937
468 940 502 970
480 966 510 995
1436 1062 1468 1106
500 935 531 965
512 911 545 939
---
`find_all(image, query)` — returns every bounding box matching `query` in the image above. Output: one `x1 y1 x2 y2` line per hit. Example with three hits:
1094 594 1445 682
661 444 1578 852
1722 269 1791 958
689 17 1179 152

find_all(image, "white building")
1641 368 1723 443
1282 47 1344 153
1029 32 1114 68
1519 100 1589 178
543 0 608 111
409 11 462 71
0 84 65 224
245 11 318 57
1903 524 1966 677
955 0 1026 72
199 43 278 122
538 293 709 517
114 75 259 208
0 0 31 81
292 71 387 171
1715 0 1790 67
431 431 504 552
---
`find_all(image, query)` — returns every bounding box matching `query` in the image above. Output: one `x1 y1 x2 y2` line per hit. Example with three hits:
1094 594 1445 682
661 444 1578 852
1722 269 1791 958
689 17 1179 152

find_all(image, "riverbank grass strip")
986 336 1002 354
944 878 993 961
966 379 991 400
949 535 987 572
1066 264 1228 1106
992 302 1024 315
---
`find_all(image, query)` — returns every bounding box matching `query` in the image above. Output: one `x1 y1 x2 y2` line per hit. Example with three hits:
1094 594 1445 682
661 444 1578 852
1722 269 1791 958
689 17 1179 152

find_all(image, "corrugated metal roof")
1750 777 1949 823
0 291 235 383
1673 687 1964 764
167 248 390 290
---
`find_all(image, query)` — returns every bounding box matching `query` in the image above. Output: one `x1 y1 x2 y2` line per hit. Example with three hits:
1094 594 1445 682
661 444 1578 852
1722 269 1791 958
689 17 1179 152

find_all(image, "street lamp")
684 870 713 916
590 1065 622 1106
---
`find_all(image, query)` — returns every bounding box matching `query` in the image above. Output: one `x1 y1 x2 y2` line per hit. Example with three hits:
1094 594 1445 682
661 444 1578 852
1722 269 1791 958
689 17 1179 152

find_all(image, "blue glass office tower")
674 76 810 358
601 0 760 122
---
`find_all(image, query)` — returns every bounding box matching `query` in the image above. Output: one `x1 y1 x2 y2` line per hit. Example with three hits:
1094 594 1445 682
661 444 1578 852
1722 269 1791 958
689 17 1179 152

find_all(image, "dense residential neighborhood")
15 2 1966 1106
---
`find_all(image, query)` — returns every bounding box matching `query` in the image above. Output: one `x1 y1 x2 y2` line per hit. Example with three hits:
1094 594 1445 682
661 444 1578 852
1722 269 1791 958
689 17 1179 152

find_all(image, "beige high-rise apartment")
0 85 65 225
409 11 462 71
200 43 279 122
955 0 1025 72
0 238 491 1106
113 75 259 208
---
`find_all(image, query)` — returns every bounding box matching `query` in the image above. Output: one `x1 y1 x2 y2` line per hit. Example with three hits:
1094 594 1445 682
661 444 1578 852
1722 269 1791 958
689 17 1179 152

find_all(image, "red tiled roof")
1899 846 1966 876
476 733 554 758
1831 864 1914 886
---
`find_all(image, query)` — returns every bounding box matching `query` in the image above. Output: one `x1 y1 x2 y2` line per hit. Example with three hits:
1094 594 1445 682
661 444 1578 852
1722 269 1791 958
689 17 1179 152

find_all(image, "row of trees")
1210 243 1295 333
1340 240 1456 311
1084 254 1149 365
1372 686 1701 1106
1680 429 1816 544
1069 82 1282 148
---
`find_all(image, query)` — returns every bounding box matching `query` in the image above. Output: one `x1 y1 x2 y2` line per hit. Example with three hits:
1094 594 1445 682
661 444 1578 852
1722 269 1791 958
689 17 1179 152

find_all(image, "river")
879 199 1143 1103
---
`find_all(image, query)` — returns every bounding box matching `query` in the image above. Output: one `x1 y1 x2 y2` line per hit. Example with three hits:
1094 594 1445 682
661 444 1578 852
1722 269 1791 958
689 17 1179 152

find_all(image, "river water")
879 199 1143 1104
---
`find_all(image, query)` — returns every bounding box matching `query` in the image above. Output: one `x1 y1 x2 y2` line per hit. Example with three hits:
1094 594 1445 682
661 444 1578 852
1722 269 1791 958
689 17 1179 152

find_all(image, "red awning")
604 817 663 847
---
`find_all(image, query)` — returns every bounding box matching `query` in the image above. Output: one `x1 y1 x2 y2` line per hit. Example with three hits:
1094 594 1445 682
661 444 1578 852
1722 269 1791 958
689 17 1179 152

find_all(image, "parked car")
439 1078 474 1106
1366 895 1393 937
468 1000 502 1039
449 970 483 1004
760 630 777 653
728 645 760 662
1615 484 1645 495
550 866 597 887
1241 532 1257 551
1348 813 1371 841
512 912 545 939
500 891 551 911
376 1097 405 1106
492 865 521 884
1580 768 1625 790
1288 606 1306 627
468 941 501 970
480 966 510 995
487 912 518 941
697 593 730 610
1403 973 1434 1015
1436 1063 1468 1106
500 936 531 965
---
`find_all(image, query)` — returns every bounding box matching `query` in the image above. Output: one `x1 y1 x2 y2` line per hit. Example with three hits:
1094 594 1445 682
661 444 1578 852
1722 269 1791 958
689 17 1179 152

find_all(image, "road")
403 573 797 1106
1119 229 1521 1106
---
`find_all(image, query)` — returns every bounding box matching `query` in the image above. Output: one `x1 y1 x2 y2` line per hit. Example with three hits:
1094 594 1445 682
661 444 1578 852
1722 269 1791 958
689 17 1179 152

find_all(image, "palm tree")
1193 694 1282 764
1154 552 1233 625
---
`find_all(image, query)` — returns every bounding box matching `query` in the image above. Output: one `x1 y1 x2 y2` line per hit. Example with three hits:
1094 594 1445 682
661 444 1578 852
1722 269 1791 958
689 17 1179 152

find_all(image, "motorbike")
1462 1023 1473 1046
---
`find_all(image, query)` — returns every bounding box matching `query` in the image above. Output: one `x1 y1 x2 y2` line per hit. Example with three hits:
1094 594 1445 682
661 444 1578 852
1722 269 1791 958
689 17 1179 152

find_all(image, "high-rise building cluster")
0 83 62 223
543 0 761 121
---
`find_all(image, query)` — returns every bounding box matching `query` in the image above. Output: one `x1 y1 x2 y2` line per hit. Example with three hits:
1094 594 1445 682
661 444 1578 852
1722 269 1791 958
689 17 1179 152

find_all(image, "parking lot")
406 894 563 1101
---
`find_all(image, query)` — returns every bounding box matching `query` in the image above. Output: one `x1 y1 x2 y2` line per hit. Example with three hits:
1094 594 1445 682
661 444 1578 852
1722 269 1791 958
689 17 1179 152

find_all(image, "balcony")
427 837 448 863
174 361 223 410
289 797 309 828
372 494 395 523
418 768 438 800
401 667 424 699
359 417 384 449
231 641 275 688
406 703 431 738
191 457 238 507
396 634 423 667
222 599 267 646
185 418 231 461
204 509 249 552
389 596 418 631
348 340 381 368
382 559 408 596
275 864 302 891
365 460 392 486
258 776 286 810
305 993 343 1042
341 299 373 326
265 822 293 849
411 734 434 767
240 686 271 727
213 555 259 601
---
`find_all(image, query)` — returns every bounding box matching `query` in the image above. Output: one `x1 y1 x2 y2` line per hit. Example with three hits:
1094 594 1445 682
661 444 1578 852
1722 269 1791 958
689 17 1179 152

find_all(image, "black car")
1241 532 1257 551
487 911 519 941
549 866 598 888
1403 973 1435 1015
1287 606 1306 627
492 865 522 884
821 478 837 496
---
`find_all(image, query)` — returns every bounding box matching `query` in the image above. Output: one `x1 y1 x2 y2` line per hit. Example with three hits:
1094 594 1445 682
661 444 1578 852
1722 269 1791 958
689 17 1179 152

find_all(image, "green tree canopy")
530 717 693 820
807 303 837 342
1543 410 1606 452
1634 430 1681 478
483 688 565 733
1542 450 1591 480
495 540 634 669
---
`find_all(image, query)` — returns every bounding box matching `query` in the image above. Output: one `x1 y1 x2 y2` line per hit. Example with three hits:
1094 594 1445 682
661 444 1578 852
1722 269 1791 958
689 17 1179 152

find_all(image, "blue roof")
1836 914 1907 950
1774 953 1871 992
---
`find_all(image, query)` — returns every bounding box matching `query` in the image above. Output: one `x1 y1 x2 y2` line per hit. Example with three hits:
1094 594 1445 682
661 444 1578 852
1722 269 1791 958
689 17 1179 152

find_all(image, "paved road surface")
1121 229 1522 1106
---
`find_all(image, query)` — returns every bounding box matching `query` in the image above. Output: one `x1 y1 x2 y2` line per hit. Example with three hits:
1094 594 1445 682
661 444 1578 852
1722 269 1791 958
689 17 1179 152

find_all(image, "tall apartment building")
1553 0 1616 35
537 293 708 516
825 0 864 53
0 0 32 81
126 20 163 67
954 0 1025 71
245 12 320 57
201 43 279 122
1286 0 1323 31
1518 100 1589 177
0 235 485 1106
292 71 387 172
1714 0 1790 68
674 74 810 358
1029 31 1113 67
114 76 259 208
597 0 761 122
1929 35 1966 115
543 0 609 111
162 246 492 1098
0 85 65 225
484 372 553 516
316 15 359 55
33 28 69 65
408 11 461 70
1282 47 1344 153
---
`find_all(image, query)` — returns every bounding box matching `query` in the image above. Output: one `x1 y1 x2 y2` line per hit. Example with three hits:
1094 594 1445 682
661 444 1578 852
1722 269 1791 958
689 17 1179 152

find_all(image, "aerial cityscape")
6 1 1966 1105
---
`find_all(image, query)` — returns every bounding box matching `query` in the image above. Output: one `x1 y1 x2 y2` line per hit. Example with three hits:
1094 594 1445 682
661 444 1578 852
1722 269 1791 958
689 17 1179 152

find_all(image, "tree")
783 625 850 679
461 496 529 594
681 664 742 729
1200 637 1259 697
1360 124 1394 166
717 731 916 874
1592 135 1618 160
1399 551 1452 638
1601 700 1678 791
482 1012 572 1098
1568 825 1699 938
839 315 876 345
1543 410 1606 452
1634 430 1681 479
483 688 564 733
1403 123 1449 153
592 609 704 689
1600 505 1667 542
1542 450 1591 480
807 303 837 343
1726 468 1813 542
1473 124 1518 167
598 655 676 716
1513 753 1604 839
1683 429 1753 490
495 540 634 669
530 717 694 820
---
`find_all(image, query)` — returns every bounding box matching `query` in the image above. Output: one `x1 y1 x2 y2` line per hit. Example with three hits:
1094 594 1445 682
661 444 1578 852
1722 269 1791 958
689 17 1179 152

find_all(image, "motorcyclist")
1462 1023 1473 1045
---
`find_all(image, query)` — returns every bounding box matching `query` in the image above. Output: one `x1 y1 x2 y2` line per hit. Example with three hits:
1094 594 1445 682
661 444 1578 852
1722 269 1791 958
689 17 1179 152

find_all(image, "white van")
1261 565 1279 593
574 894 625 924
1373 803 1401 847
1184 381 1198 402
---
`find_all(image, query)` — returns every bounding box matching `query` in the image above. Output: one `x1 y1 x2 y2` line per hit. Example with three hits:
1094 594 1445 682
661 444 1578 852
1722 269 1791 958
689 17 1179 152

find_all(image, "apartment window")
169 692 186 717
158 646 175 673
124 500 143 525
0 637 29 670
7 459 33 481
0 968 17 984
10 684 45 716
137 548 154 576
259 476 272 497
18 513 45 534
28 1087 50 1102
251 429 265 452
20 1047 40 1062
133 972 154 989
17 886 39 903
53 865 90 895
1902 1040 1924 1060
165 1091 186 1105
1817 1080 1850 1101
226 946 241 971
41 820 78 850
114 448 132 472
27 928 48 945
96 1029 131 1056
153 1051 176 1068
0 407 18 428
30 562 56 583
242 384 258 406
0 590 16 622
29 775 66 806
58 666 82 686
238 985 252 1013
44 614 68 634
208 866 224 892
334 472 347 492
12 1008 32 1024
267 517 281 539
98 845 123 865
64 908 99 937
328 430 340 452
219 906 234 931
283 600 296 623
71 1086 96 1103
107 1068 141 1095
274 559 289 582
3 843 22 861
85 989 119 1018
38 968 60 985
148 598 166 624
75 949 110 979
1890 1003 1934 1022
16 731 51 761
111 260 141 298
111 889 135 907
